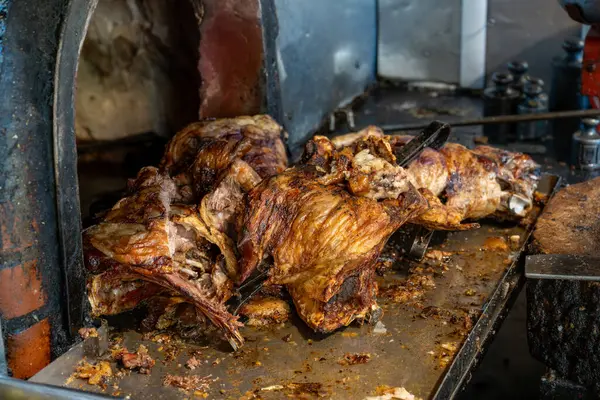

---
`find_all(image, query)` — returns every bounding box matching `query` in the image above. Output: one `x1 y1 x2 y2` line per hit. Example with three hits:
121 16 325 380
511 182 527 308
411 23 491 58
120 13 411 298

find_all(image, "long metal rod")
381 108 600 132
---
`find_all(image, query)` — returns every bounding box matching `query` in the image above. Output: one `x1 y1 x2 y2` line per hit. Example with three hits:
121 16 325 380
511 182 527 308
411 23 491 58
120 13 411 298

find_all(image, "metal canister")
516 78 549 141
508 61 529 97
572 118 600 169
483 72 520 144
526 76 549 107
550 38 584 162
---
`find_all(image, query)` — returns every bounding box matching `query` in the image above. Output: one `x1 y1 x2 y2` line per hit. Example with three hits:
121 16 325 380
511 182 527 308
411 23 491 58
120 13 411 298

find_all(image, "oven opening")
77 0 201 225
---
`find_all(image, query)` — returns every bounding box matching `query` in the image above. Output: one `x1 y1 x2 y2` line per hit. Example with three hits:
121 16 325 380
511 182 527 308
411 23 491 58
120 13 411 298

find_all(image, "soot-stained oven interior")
76 0 200 224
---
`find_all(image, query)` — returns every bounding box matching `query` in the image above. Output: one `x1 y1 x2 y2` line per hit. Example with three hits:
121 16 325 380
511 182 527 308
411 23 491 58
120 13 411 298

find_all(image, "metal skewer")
381 108 600 132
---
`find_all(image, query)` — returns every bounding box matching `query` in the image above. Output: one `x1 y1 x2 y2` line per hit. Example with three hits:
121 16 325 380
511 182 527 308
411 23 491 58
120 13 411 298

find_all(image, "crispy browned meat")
85 116 289 350
114 345 155 374
420 142 503 229
73 360 112 386
239 296 292 326
84 167 243 349
338 352 371 366
160 115 287 199
85 115 538 348
87 271 167 316
533 177 600 255
332 128 540 230
199 159 261 242
78 327 99 340
470 145 540 219
163 374 214 392
238 136 426 332
411 142 539 229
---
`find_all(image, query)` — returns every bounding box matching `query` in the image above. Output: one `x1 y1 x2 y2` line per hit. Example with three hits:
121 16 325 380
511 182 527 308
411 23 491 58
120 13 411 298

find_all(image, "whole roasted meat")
83 116 540 348
332 127 540 231
84 116 288 350
238 134 427 332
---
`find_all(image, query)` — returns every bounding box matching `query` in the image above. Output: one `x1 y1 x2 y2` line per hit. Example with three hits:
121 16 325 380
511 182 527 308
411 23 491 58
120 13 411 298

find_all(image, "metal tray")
30 175 561 400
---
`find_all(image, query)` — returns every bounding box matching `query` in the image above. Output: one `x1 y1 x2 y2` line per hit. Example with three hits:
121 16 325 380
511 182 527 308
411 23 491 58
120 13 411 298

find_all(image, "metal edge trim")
0 375 116 399
525 254 600 281
525 272 600 281
52 0 98 338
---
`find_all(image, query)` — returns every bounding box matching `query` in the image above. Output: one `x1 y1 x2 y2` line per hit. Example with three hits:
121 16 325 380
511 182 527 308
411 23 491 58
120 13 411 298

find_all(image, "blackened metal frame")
54 0 99 343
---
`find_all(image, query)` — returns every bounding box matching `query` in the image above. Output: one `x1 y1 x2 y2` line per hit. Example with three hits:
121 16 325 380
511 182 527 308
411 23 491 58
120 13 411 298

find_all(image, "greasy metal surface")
434 174 561 400
408 226 435 261
275 0 376 158
380 109 600 132
32 176 558 399
82 321 108 359
378 0 462 83
0 376 113 400
526 254 600 281
340 87 484 142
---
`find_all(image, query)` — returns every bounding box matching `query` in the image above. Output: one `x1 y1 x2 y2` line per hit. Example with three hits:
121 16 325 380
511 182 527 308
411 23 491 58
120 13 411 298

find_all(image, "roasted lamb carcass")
84 167 244 348
238 135 427 333
332 128 540 231
84 116 289 350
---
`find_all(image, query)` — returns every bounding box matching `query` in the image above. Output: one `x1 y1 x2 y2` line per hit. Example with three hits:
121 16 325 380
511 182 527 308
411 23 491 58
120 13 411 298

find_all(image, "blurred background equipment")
550 38 585 161
483 72 520 144
572 118 600 169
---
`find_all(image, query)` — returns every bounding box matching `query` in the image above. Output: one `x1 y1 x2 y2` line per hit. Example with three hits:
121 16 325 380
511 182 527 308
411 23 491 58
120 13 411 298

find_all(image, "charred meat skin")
84 116 539 349
239 296 292 326
160 115 287 199
238 136 426 333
